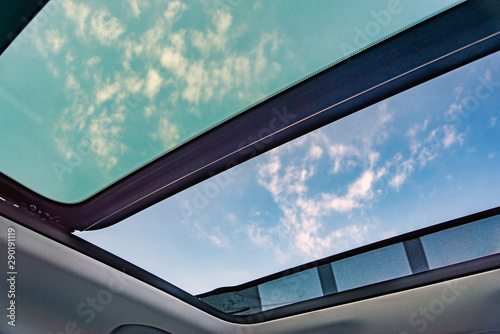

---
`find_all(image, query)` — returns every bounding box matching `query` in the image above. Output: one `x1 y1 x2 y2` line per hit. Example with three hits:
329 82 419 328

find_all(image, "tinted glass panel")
0 0 464 203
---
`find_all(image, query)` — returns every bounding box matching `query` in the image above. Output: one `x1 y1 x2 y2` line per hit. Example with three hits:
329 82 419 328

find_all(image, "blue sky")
1 0 496 296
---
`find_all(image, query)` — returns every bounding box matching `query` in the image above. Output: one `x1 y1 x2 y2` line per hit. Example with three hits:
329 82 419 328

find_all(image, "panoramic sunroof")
0 0 464 203
77 50 500 298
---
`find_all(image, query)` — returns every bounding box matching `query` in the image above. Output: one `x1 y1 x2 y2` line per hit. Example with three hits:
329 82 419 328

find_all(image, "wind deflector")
197 208 500 317
0 1 499 232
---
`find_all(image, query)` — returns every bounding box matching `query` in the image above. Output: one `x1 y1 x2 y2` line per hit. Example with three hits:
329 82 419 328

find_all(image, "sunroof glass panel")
76 50 500 297
0 0 464 203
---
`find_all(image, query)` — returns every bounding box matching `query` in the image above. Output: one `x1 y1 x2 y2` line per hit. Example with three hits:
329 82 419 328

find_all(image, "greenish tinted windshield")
0 0 465 203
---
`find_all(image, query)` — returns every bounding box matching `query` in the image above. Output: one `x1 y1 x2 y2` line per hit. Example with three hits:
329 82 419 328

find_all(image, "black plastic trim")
0 1 499 231
111 324 172 334
403 238 430 274
0 0 49 56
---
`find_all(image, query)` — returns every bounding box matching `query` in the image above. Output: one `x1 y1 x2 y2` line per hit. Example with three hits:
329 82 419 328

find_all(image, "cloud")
181 60 210 104
47 62 60 77
128 0 142 17
65 73 80 91
86 56 101 67
247 225 272 248
387 154 414 191
308 145 323 160
62 0 91 37
33 29 68 57
90 8 126 45
164 1 188 21
442 124 464 148
490 117 497 128
406 119 428 138
145 68 163 99
160 46 189 77
192 10 233 55
155 116 180 150
144 7 282 106
88 109 125 169
95 78 121 105
65 52 75 64
255 136 378 259
328 144 360 173
46 29 68 54
253 32 281 77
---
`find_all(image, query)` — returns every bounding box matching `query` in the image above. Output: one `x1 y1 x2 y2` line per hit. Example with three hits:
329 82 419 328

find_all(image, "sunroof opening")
0 0 464 203
76 50 500 301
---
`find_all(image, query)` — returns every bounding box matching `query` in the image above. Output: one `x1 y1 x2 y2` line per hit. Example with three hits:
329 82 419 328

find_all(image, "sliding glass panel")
422 216 500 269
0 0 464 203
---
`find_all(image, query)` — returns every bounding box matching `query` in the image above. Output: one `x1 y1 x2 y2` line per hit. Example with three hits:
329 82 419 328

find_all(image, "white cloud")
160 46 189 77
46 29 68 54
46 62 59 77
389 173 406 190
308 145 323 160
65 73 80 91
490 117 497 128
256 138 376 259
253 0 264 11
121 19 168 69
95 78 120 105
406 119 428 138
65 52 75 64
328 144 360 173
386 153 414 191
33 29 68 57
253 33 281 77
442 124 464 148
87 109 125 170
484 69 492 81
90 8 125 45
191 10 233 55
128 0 142 17
181 60 210 104
489 153 496 159
164 1 187 21
62 0 91 37
155 116 180 150
86 56 101 67
144 105 156 119
123 75 144 94
247 225 272 248
145 68 163 99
